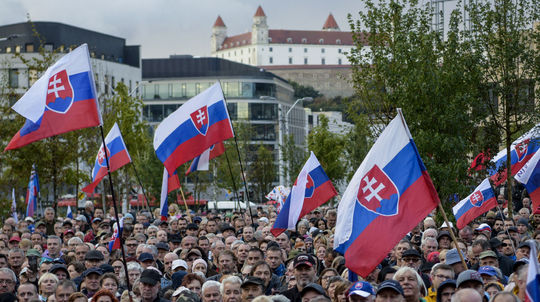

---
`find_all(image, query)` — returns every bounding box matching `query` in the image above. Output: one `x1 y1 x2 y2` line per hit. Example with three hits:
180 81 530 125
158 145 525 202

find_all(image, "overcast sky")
0 0 373 59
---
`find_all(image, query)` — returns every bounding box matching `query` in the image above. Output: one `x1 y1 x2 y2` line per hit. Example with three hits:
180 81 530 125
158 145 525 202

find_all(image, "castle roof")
254 6 266 17
322 14 340 30
213 16 226 27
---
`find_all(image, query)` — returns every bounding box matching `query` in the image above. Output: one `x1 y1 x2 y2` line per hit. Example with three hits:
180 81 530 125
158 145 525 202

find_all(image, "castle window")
287 37 292 43
338 58 342 65
269 57 273 64
304 48 307 53
289 57 293 64
304 58 308 64
319 39 324 44
269 47 273 52
321 58 325 65
336 39 341 44
321 48 325 53
338 48 342 53
289 48 292 52
302 38 307 43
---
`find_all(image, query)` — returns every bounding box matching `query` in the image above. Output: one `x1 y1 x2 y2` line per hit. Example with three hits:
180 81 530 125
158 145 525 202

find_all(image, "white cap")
172 286 189 297
172 259 188 271
24 217 34 223
440 221 454 229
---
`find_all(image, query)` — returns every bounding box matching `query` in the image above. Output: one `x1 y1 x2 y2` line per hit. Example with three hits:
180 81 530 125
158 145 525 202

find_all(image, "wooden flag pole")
98 126 132 291
178 186 192 223
437 202 468 269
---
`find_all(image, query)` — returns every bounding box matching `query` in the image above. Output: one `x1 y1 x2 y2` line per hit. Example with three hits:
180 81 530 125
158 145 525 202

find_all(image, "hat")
187 249 202 258
62 220 73 226
75 215 87 223
293 254 316 268
437 231 451 241
192 259 207 269
138 253 154 262
220 224 235 233
124 213 134 220
156 242 169 251
19 267 29 276
35 221 46 227
82 268 103 278
139 268 161 285
445 249 463 265
170 236 182 243
258 217 269 224
478 250 497 259
9 236 20 242
518 242 531 249
241 276 265 288
478 266 498 277
486 211 496 219
507 226 518 233
172 259 188 271
157 220 168 226
402 249 421 259
436 280 457 301
300 283 329 298
26 249 41 257
517 218 529 226
63 229 75 236
456 270 483 288
475 223 492 233
377 280 404 296
348 281 374 297
85 250 104 261
489 238 502 249
186 223 198 230
92 217 102 223
24 217 34 223
193 217 202 223
49 264 68 274
440 221 454 229
100 264 115 273
513 259 529 273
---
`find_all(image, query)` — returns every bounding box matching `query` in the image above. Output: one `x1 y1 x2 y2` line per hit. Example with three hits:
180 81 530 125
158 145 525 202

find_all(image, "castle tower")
251 6 268 45
322 13 340 31
211 16 227 53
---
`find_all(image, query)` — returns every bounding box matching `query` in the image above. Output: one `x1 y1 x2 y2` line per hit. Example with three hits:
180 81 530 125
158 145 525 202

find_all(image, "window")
269 47 273 52
25 44 34 52
302 38 307 43
249 103 278 120
269 57 273 64
15 45 21 53
6 47 11 53
287 38 292 43
288 48 292 52
321 48 325 53
338 58 342 65
44 44 53 52
321 58 325 65
289 57 293 64
338 48 342 53
8 69 18 88
304 58 308 64
336 39 341 44
319 38 324 44
304 48 307 53
268 37 272 42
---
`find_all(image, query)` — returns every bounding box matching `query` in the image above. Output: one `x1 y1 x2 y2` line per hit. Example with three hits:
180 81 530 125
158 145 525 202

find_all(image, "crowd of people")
0 195 538 302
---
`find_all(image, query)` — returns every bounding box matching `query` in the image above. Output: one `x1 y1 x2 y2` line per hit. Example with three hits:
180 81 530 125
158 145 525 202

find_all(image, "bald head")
451 289 482 302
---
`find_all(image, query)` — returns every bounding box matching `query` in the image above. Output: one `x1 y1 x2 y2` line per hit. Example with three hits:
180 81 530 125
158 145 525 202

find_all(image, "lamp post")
284 97 313 184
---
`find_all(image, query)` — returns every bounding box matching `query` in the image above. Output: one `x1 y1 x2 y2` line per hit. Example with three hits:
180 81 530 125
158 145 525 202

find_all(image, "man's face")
85 259 102 269
479 257 498 268
213 242 225 259
266 250 282 269
199 239 210 253
31 234 42 246
55 286 75 302
0 258 6 269
17 284 37 302
207 221 217 233
294 264 316 290
163 254 178 273
45 210 55 221
401 256 421 270
236 244 250 263
126 239 138 255
516 247 530 260
241 285 263 302
275 234 289 250
501 239 514 256
0 271 15 294
178 219 187 230
375 289 404 302
504 220 514 230
182 237 197 250
493 220 504 232
247 251 262 266
517 224 528 234
219 254 236 274
157 230 168 242
134 224 144 235
8 251 23 267
438 287 455 302
47 238 61 256
243 227 254 241
253 265 271 287
202 286 222 302
139 282 159 301
394 243 409 260
431 269 453 289
222 282 241 302
94 209 104 219
422 241 437 257
147 228 157 238
327 215 337 228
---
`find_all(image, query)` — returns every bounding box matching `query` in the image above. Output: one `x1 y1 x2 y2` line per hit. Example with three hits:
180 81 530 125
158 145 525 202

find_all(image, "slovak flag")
525 240 540 302
154 82 234 176
11 188 18 223
515 149 540 214
5 44 101 150
108 217 124 252
82 123 132 193
185 142 225 175
488 123 540 185
67 205 73 219
271 152 337 236
452 178 497 229
334 110 439 277
26 165 39 217
160 168 180 221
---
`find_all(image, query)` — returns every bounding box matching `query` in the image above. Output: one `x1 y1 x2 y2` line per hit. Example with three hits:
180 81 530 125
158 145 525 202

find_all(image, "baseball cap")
139 269 161 286
35 221 45 228
377 280 404 296
478 250 497 260
475 223 492 232
63 229 75 236
193 217 202 223
402 249 421 259
489 238 502 249
517 242 531 249
49 264 69 275
187 249 202 258
85 250 104 261
517 218 529 226
456 270 483 288
92 217 102 223
348 281 374 297
293 254 316 268
507 226 518 233
513 259 529 273
156 242 169 251
300 283 329 298
75 215 87 223
26 249 41 257
172 259 188 271
138 253 154 262
437 231 451 241
9 236 20 242
82 268 103 278
478 266 498 277
241 276 265 288
24 217 34 223
186 223 198 230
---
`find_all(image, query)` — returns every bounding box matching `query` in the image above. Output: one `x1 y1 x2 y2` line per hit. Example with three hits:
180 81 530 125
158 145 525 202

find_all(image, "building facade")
141 56 307 194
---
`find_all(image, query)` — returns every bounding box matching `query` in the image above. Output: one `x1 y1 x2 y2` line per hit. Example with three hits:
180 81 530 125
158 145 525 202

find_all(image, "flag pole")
437 202 468 269
98 125 132 291
224 150 241 209
178 186 192 222
231 134 255 227
130 163 154 220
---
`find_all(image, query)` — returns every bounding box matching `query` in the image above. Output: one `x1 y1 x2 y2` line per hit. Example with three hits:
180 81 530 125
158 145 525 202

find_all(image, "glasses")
502 243 511 247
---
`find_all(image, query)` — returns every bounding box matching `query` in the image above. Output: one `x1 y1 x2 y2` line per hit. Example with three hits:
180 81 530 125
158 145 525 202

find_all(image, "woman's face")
486 285 500 299
40 278 57 295
317 246 326 259
96 295 113 302
395 271 419 298
128 270 141 284
318 221 326 230
102 278 118 294
321 271 336 289
193 263 207 275
327 281 338 299
253 265 271 287
187 280 202 297
298 225 307 235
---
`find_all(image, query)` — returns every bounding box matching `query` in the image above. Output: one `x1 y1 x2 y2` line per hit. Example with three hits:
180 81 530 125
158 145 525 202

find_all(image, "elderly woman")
126 262 142 286
100 273 121 297
181 273 205 298
39 272 59 301
192 259 208 276
394 267 427 302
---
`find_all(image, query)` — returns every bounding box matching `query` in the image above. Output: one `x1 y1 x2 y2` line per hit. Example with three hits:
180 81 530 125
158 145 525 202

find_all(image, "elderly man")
240 277 265 302
139 268 168 302
0 268 16 294
43 235 63 260
221 276 241 302
202 280 222 302
55 280 77 302
17 283 38 302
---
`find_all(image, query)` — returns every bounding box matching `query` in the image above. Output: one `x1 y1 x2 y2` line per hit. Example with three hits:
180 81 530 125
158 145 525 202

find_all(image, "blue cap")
138 253 154 262
478 266 497 276
377 280 404 296
349 281 374 297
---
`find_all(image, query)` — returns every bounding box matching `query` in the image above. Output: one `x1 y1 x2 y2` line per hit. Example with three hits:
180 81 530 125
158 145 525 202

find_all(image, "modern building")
141 56 307 196
0 21 141 102
312 111 354 134
211 6 366 97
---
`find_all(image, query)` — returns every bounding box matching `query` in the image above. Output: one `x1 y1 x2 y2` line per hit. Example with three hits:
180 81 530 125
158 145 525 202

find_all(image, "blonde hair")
38 272 59 287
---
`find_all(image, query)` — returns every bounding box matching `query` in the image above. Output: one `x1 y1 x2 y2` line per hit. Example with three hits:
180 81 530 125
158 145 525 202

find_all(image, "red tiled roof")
213 16 226 27
268 29 354 45
323 14 340 30
263 65 351 70
221 32 252 49
254 6 266 17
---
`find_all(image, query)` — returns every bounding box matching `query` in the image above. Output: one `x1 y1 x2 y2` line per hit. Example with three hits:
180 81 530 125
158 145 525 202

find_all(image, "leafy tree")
249 143 277 202
280 133 307 185
288 80 322 99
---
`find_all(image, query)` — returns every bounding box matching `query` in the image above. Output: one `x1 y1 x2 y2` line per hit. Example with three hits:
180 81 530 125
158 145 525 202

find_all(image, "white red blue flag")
271 152 337 236
11 188 18 223
82 123 132 193
160 168 180 221
515 149 540 215
525 240 539 302
108 217 124 252
185 142 225 175
488 123 540 185
26 165 39 217
67 205 73 219
153 82 234 176
334 110 439 277
452 178 497 229
266 185 290 212
5 44 102 150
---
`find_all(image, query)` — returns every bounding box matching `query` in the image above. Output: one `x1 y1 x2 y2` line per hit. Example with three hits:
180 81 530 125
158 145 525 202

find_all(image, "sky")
0 0 371 59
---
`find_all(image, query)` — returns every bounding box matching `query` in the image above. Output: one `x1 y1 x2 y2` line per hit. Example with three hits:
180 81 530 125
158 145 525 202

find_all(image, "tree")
307 115 346 186
250 143 277 202
289 80 322 99
280 133 307 185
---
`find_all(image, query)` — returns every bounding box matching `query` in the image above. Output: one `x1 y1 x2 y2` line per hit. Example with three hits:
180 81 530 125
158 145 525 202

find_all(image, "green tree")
307 115 346 186
288 80 322 99
280 133 307 185
250 143 277 202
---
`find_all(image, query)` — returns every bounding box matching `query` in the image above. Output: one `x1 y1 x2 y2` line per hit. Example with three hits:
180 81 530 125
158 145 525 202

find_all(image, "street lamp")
284 97 313 184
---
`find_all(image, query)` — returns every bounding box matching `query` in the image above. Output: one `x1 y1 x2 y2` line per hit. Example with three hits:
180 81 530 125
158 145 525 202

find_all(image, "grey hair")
202 280 221 295
220 275 242 294
127 262 142 272
231 240 244 249
143 244 158 256
297 219 309 229
394 266 427 296
8 248 23 257
0 268 16 282
271 295 291 302
421 237 438 247
47 235 63 244
68 237 83 245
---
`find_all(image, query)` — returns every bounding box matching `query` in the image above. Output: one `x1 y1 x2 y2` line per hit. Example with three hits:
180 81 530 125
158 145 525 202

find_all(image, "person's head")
430 264 455 290
240 277 264 302
221 275 242 302
38 272 59 297
47 236 62 256
17 283 38 302
0 268 16 294
484 282 503 300
83 268 103 293
7 249 23 268
375 280 405 302
450 288 482 302
421 238 438 258
100 273 119 295
68 292 88 302
181 273 205 297
92 289 118 302
293 254 317 291
393 267 425 301
218 250 237 274
55 280 77 302
400 249 422 270
249 261 272 287
138 269 161 302
456 270 484 297
489 292 520 302
44 207 55 222
348 281 375 302
202 280 222 302
318 268 338 290
265 246 283 269
478 250 499 268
